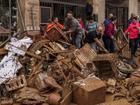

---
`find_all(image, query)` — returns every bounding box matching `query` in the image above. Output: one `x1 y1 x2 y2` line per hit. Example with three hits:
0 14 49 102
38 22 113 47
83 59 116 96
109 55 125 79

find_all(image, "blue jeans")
71 32 83 49
103 36 115 53
90 42 97 51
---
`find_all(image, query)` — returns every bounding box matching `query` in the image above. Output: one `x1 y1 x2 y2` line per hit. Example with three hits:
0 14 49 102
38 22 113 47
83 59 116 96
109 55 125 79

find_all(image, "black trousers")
103 36 115 53
129 38 139 55
138 38 140 48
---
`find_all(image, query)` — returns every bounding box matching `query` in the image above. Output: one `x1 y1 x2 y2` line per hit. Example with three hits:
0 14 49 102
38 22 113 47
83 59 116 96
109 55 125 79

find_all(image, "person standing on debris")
103 16 117 53
125 17 140 58
46 17 64 32
85 26 108 52
64 11 84 48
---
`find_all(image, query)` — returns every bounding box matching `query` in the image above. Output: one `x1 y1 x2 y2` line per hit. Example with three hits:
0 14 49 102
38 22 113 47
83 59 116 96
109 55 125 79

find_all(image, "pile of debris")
0 28 139 105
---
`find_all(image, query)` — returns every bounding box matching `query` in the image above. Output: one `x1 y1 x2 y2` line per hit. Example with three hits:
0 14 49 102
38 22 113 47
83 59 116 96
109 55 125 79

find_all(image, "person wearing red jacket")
77 16 85 29
125 17 140 58
103 17 117 53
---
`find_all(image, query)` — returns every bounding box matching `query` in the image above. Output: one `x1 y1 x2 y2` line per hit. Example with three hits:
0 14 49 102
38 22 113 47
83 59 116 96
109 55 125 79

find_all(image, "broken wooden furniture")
93 53 117 77
115 28 129 55
73 77 106 105
0 48 7 55
0 26 10 46
74 44 97 67
100 99 131 105
5 75 27 92
46 25 68 41
0 97 13 105
60 89 72 105
15 87 45 104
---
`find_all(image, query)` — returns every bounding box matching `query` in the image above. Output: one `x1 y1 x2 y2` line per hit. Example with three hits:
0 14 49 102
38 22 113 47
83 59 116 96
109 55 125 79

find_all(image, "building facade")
18 0 86 31
91 0 140 28
40 0 86 24
2 0 140 32
19 0 140 31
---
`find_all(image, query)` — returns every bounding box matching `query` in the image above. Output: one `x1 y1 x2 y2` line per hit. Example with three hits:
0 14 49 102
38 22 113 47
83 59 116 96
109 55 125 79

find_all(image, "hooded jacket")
125 22 140 39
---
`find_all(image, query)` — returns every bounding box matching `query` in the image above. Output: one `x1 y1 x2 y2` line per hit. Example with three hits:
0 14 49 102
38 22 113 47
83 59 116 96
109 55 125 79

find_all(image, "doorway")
106 0 128 29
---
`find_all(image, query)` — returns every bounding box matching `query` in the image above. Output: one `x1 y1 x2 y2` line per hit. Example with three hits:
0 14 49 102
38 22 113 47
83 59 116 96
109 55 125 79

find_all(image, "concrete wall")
91 0 139 23
18 0 40 31
98 0 105 23
128 0 138 17
24 0 40 31
18 0 139 30
91 0 105 23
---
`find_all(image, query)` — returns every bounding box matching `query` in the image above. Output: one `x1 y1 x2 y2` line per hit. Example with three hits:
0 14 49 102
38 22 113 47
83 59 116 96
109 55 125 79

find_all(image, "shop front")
39 0 86 24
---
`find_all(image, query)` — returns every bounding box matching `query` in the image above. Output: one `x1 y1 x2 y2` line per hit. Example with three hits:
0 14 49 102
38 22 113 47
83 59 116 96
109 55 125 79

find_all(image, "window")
0 0 10 28
40 7 52 24
40 0 86 24
106 0 128 29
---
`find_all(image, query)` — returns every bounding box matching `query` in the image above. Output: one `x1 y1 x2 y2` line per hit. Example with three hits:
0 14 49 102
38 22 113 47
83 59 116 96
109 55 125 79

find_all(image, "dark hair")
77 15 82 19
52 17 58 21
67 10 73 15
88 16 94 21
110 16 117 21
133 16 138 20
